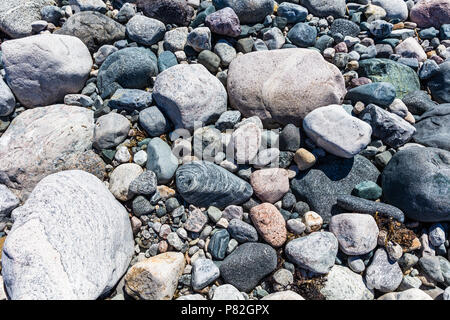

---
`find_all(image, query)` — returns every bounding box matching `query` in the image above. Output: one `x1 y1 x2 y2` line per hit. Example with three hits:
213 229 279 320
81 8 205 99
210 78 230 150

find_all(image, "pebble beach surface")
0 0 449 301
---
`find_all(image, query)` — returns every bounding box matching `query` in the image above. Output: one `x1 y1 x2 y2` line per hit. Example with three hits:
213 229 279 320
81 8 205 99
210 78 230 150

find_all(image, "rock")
428 61 450 104
136 0 194 26
395 38 427 62
359 104 416 148
287 22 317 47
0 184 19 217
381 147 450 222
212 284 244 300
126 15 166 46
369 20 393 38
93 113 130 150
124 252 185 300
320 265 374 300
301 0 346 18
279 124 301 152
187 27 211 52
109 163 143 201
378 288 433 300
249 203 287 248
208 229 229 260
205 7 241 37
402 90 437 116
146 138 178 184
358 58 420 99
191 258 220 291
413 104 450 151
163 27 188 52
372 0 408 21
227 219 258 243
177 294 207 300
109 89 153 112
197 50 221 73
176 161 253 209
0 105 95 201
329 214 379 255
419 256 445 283
261 291 305 300
429 224 446 247
291 155 380 223
153 64 227 131
0 0 55 38
1 34 92 108
227 48 346 126
410 0 450 28
231 122 261 163
277 3 308 24
97 47 158 99
303 105 372 158
294 148 316 171
157 51 178 72
212 0 274 24
93 45 118 66
139 107 171 137
336 195 405 222
346 82 396 107
287 218 306 235
219 242 277 292
285 232 338 274
352 181 382 200
330 19 360 38
214 41 237 67
55 11 125 53
263 27 286 50
0 77 15 117
365 248 403 293
2 170 134 299
129 171 157 196
69 0 106 12
250 169 289 203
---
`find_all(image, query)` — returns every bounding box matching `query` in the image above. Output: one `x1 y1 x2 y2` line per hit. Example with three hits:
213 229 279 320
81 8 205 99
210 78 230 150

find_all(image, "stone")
388 99 409 118
191 258 220 291
287 22 317 47
64 94 94 108
109 89 153 112
303 211 323 233
205 7 241 37
197 50 221 73
219 242 277 292
378 288 433 300
222 205 244 221
231 122 261 163
109 163 143 201
0 185 20 217
132 196 153 216
176 161 253 209
116 2 136 23
352 181 382 200
303 105 372 158
395 38 427 62
279 124 301 152
55 11 125 53
139 107 171 137
301 0 346 18
158 51 178 72
369 20 393 38
124 252 185 300
428 61 450 104
329 213 379 256
330 19 360 38
249 203 287 248
115 146 131 163
419 256 445 283
358 58 420 99
163 27 188 52
277 3 308 24
146 138 178 184
250 169 289 203
215 110 241 131
294 148 316 171
126 15 166 46
413 104 450 151
410 0 450 28
227 48 346 126
0 105 95 201
372 0 408 21
381 147 450 222
136 0 194 26
228 219 258 243
365 248 403 293
153 64 227 131
2 170 134 299
359 104 416 148
285 232 338 274
261 291 305 300
429 224 446 247
212 284 245 300
264 27 286 50
1 34 92 108
97 48 157 99
93 45 118 66
129 171 157 196
320 265 374 300
187 27 211 52
402 90 437 116
208 229 229 260
0 77 15 117
212 0 274 24
0 0 55 38
346 82 396 107
336 195 405 222
93 113 130 150
214 41 237 67
287 219 306 235
291 155 380 223
69 0 106 12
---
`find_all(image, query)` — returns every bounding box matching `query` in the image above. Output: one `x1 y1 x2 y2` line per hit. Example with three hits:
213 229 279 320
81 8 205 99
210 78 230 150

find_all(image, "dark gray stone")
419 256 445 283
126 15 166 46
428 61 450 104
330 19 360 37
139 106 171 137
212 0 274 24
136 0 194 26
413 104 450 151
346 82 396 107
208 229 230 260
279 124 301 152
129 170 157 196
227 219 258 243
301 0 346 17
402 90 437 116
287 22 317 47
336 195 405 222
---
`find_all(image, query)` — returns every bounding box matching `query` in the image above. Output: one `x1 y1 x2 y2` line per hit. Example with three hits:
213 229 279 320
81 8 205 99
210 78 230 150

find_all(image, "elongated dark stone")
176 161 253 208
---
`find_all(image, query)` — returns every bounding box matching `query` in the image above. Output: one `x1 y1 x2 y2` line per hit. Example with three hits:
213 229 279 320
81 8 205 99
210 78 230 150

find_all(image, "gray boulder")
126 15 166 46
413 104 450 151
0 77 15 117
365 248 403 293
300 0 346 18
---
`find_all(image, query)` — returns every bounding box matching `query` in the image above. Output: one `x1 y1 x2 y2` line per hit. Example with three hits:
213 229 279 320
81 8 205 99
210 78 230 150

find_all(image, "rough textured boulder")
227 49 346 127
1 34 92 108
410 0 450 28
55 11 126 53
0 105 95 201
381 147 450 222
1 170 134 300
136 0 194 26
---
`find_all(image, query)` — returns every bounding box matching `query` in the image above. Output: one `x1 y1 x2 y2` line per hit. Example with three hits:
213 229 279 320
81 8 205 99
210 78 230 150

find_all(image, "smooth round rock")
250 168 289 204
126 15 166 46
249 203 287 248
365 248 403 293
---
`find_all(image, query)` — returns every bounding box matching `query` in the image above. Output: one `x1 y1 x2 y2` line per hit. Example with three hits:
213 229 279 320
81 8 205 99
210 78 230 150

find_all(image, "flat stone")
176 161 253 209
249 203 287 248
191 258 220 291
93 113 130 150
365 248 403 293
2 170 134 299
146 138 178 184
285 232 338 274
250 168 289 203
109 163 143 201
124 252 185 300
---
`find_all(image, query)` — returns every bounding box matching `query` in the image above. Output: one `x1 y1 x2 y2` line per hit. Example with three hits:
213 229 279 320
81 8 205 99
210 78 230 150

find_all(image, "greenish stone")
101 149 116 162
138 138 151 147
207 206 222 223
208 229 230 260
378 38 401 47
358 58 420 99
197 50 221 73
352 181 382 200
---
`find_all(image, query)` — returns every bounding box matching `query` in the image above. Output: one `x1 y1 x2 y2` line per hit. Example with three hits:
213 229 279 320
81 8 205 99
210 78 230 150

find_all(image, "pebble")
146 138 178 184
109 163 143 201
212 284 244 300
191 258 220 291
249 203 287 248
250 168 289 204
205 7 241 37
227 219 258 243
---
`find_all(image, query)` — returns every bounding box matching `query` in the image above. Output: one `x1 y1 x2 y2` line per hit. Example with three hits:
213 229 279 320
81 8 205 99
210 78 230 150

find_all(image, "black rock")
136 0 194 26
346 82 396 107
291 155 380 223
330 19 361 37
428 61 450 104
219 242 277 292
413 104 450 151
381 147 450 222
402 90 437 116
279 124 301 152
176 161 253 209
336 195 405 223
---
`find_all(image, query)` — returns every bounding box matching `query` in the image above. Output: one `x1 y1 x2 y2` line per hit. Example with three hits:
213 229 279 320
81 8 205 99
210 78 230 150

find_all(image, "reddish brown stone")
250 203 287 248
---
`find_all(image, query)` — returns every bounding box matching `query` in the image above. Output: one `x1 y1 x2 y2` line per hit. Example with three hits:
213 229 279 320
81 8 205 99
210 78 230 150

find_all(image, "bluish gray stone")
129 170 157 196
227 219 258 243
419 256 445 283
136 0 194 26
428 61 450 104
365 248 403 293
0 77 15 117
336 195 405 222
157 51 178 72
126 15 166 46
191 258 220 290
146 138 178 184
277 3 308 23
287 22 317 47
301 0 346 18
330 19 361 37
208 229 230 260
346 82 396 107
205 7 241 37
176 161 253 209
139 106 171 137
413 104 450 151
212 0 274 24
215 110 241 131
109 89 152 111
